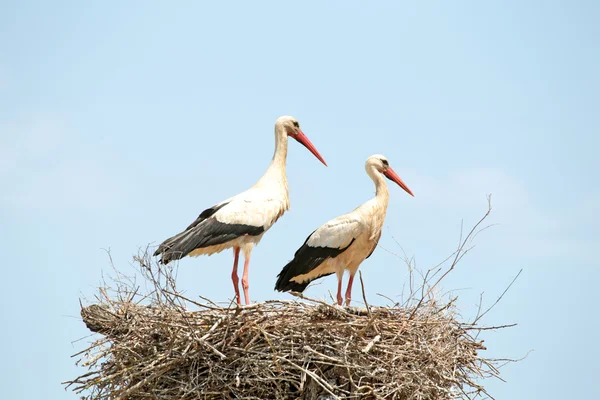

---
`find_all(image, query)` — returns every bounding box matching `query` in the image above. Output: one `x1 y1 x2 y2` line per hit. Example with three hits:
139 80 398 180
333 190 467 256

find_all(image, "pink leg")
241 255 251 305
344 274 355 307
336 277 343 306
231 248 241 305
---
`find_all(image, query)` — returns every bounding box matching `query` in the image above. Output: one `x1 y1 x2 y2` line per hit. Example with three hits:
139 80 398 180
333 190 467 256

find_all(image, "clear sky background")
1 1 598 399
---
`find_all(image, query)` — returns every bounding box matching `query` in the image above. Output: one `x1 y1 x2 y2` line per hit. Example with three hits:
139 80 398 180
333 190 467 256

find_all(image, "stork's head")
276 116 327 166
367 154 414 197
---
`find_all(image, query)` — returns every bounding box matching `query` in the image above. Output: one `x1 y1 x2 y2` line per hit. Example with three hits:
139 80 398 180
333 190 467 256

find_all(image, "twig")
358 271 371 317
409 195 493 319
473 269 522 324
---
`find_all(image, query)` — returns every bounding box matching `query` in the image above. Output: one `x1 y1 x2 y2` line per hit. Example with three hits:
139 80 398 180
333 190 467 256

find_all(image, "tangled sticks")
66 278 505 398
70 296 497 399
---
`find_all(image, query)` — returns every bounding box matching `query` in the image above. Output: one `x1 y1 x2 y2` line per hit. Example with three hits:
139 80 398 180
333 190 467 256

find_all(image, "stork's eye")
382 159 389 166
293 121 299 128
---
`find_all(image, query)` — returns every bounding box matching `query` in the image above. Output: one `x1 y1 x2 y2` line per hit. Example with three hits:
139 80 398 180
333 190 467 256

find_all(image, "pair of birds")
154 116 414 306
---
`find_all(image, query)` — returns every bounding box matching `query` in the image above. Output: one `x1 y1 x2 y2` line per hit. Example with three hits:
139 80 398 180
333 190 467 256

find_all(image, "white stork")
275 154 413 306
154 116 327 305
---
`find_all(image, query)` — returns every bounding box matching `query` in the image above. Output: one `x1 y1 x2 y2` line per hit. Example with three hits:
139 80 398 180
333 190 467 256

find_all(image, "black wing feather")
185 202 230 230
153 201 264 264
275 232 355 293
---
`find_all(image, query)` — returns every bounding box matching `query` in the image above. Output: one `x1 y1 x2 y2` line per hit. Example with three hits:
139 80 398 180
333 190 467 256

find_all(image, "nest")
65 200 514 399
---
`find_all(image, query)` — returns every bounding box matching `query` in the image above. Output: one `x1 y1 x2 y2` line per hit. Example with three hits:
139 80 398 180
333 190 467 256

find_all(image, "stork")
275 154 413 306
154 116 327 305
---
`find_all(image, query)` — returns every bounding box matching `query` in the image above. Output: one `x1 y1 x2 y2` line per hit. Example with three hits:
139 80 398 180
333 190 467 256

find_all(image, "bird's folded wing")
306 217 364 250
154 189 285 263
185 199 232 230
213 189 286 230
274 218 363 293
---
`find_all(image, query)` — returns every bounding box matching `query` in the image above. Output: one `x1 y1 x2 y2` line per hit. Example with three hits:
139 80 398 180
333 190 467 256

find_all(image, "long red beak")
383 167 414 197
293 130 327 166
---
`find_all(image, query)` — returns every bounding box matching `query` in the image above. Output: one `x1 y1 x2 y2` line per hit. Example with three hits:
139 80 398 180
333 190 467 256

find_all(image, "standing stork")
154 116 327 305
275 154 413 306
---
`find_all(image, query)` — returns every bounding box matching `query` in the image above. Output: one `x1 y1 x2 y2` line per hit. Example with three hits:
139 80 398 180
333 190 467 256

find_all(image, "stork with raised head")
154 116 327 305
275 154 413 306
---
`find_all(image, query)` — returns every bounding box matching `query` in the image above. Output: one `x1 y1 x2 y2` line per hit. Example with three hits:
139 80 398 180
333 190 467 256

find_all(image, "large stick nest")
65 200 515 399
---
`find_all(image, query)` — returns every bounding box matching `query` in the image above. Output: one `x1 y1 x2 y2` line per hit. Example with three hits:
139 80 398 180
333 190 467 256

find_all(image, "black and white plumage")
274 231 355 293
154 116 327 305
275 154 414 306
154 200 266 264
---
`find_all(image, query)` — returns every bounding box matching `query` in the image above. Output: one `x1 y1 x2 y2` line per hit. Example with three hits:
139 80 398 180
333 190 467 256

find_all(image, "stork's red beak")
294 130 327 166
383 167 414 197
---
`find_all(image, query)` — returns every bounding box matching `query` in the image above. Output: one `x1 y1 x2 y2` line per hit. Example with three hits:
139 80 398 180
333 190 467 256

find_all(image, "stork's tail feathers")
274 260 320 293
153 244 182 265
153 230 191 264
153 249 184 265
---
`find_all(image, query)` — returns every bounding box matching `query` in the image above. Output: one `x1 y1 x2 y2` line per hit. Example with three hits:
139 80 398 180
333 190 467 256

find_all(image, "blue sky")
1 1 598 398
